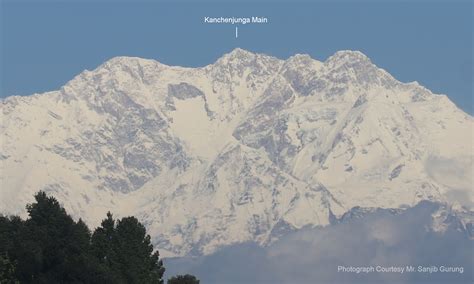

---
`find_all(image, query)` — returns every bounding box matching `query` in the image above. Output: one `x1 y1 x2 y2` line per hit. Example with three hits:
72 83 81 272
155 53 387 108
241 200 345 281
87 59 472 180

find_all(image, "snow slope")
1 48 472 256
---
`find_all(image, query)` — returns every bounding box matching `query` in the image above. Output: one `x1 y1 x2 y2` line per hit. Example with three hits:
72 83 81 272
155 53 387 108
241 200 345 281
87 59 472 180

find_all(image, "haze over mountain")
1 48 472 257
164 201 473 284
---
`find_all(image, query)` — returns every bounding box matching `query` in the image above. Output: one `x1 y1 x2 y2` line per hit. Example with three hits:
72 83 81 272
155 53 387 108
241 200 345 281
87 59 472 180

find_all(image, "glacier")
1 48 473 257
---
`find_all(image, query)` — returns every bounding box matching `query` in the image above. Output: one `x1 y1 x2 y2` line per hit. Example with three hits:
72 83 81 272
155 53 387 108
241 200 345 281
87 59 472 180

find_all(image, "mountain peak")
2 49 471 258
286 53 313 63
284 53 323 68
326 50 372 66
211 48 284 74
99 56 165 71
211 48 257 67
226 48 255 58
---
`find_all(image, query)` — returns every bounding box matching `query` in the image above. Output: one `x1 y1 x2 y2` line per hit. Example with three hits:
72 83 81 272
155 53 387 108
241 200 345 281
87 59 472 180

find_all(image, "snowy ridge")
1 48 473 256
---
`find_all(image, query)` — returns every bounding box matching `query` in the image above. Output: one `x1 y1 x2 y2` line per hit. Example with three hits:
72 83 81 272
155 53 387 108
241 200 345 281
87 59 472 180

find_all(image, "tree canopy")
0 191 167 283
168 274 200 284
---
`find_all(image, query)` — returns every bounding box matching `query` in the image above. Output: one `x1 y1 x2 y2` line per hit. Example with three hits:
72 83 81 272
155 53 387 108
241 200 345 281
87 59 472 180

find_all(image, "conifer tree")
0 192 166 283
168 274 200 284
92 213 165 283
0 252 18 284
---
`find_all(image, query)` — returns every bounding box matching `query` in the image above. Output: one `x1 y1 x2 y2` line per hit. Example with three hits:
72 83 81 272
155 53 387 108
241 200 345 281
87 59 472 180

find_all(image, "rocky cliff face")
1 48 472 256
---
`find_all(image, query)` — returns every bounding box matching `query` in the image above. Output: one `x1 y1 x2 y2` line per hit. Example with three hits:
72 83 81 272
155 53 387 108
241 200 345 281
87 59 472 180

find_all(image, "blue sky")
1 0 472 113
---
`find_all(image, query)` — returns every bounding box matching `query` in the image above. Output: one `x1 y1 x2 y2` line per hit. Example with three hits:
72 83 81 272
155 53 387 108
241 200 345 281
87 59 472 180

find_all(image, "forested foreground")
0 192 199 284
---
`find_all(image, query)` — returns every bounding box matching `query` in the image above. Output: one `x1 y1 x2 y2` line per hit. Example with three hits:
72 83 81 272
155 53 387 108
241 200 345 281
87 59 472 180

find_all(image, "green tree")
91 212 116 262
168 274 200 284
0 252 18 284
91 213 165 283
0 215 21 283
91 212 125 283
0 192 166 283
5 191 98 283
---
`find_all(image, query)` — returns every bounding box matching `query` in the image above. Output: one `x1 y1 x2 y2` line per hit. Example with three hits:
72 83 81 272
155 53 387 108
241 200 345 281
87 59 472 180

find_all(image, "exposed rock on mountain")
1 48 472 256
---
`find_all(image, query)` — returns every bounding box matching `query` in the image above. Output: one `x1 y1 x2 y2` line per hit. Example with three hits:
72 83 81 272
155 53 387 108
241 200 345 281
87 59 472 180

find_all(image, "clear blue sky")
1 0 472 114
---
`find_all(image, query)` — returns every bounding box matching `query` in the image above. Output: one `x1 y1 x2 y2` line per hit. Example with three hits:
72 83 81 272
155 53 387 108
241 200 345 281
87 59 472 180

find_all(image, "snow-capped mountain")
1 48 472 256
